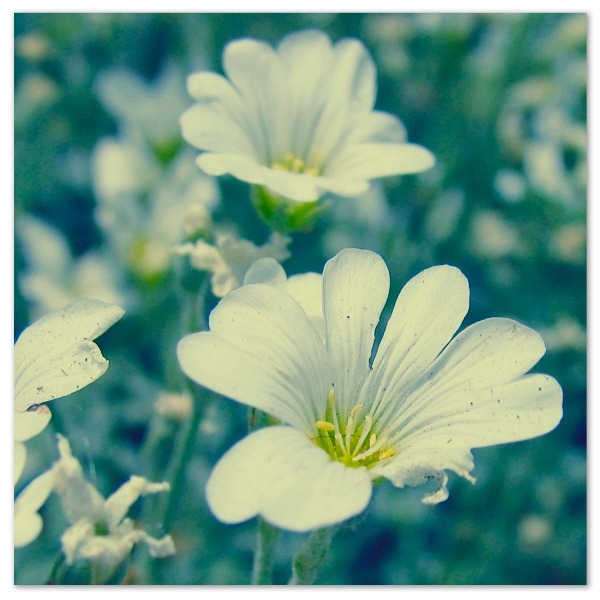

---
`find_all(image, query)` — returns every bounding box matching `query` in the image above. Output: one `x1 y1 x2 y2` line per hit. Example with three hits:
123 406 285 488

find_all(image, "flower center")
271 151 322 177
310 390 396 469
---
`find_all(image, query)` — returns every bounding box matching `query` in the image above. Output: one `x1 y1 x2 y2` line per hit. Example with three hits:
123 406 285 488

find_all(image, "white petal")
367 265 469 424
14 469 56 547
322 249 389 415
14 442 27 485
187 71 245 110
262 168 321 202
287 272 323 319
104 476 169 528
373 368 561 497
276 30 334 158
223 37 289 162
205 426 372 532
14 339 110 412
180 103 257 158
243 257 287 289
14 404 52 442
14 300 125 411
327 142 435 179
310 38 377 161
52 435 106 525
178 284 330 430
347 111 408 144
381 318 555 437
312 174 370 198
195 152 265 184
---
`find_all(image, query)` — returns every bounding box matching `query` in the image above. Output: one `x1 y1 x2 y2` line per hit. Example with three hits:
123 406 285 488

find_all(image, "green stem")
288 525 339 585
251 517 281 585
161 382 205 532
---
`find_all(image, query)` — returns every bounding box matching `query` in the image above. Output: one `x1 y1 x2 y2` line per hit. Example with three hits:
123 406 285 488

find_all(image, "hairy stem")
288 526 339 585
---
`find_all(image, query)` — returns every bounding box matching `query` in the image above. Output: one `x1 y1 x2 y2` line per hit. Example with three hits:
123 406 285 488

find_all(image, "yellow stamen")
379 448 396 461
291 157 304 173
350 403 363 418
369 433 377 448
316 420 335 432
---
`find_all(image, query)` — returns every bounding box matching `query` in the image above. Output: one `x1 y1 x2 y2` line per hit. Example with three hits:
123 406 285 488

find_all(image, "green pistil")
93 520 110 536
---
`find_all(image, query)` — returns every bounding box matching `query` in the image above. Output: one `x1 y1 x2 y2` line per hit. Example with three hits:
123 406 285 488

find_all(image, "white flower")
177 248 563 532
180 29 435 203
92 139 220 280
14 299 125 485
17 215 132 318
174 232 291 297
51 435 175 583
96 63 190 149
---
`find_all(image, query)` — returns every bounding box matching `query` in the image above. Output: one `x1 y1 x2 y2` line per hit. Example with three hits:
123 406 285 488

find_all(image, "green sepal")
251 185 331 234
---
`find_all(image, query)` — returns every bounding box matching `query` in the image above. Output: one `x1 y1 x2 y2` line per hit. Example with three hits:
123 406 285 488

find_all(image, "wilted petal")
206 426 372 532
14 299 125 411
104 476 170 528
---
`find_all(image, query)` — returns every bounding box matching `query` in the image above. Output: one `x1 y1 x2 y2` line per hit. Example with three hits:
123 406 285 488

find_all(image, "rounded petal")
323 249 389 415
195 152 265 184
262 167 322 202
347 111 408 144
205 426 372 532
287 272 323 320
243 257 287 289
367 265 469 423
375 373 562 496
178 284 331 430
14 404 52 442
381 318 555 437
327 142 435 180
14 442 27 485
14 512 43 548
180 103 257 158
14 469 56 547
14 300 125 410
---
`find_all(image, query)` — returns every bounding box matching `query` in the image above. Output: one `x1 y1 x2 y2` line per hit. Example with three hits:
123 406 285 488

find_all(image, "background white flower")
178 248 563 532
174 232 291 298
16 215 132 319
14 299 125 485
51 435 176 583
180 29 435 202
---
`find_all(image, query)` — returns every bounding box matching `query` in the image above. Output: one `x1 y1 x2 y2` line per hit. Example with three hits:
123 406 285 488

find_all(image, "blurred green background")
14 13 586 585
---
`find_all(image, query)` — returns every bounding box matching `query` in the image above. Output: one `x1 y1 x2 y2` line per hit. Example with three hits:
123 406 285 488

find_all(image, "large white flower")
177 248 563 532
14 299 125 485
180 29 435 203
